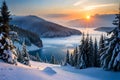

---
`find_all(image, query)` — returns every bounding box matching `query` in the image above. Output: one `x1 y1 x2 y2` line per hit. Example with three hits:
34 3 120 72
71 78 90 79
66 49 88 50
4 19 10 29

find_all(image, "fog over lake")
30 28 106 62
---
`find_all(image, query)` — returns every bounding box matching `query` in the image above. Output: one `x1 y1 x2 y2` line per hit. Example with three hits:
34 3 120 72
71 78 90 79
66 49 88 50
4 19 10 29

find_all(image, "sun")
86 15 91 20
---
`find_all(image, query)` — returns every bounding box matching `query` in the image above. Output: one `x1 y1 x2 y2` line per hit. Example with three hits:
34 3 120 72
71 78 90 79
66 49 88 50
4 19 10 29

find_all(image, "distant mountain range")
10 15 81 38
67 14 115 28
94 27 116 32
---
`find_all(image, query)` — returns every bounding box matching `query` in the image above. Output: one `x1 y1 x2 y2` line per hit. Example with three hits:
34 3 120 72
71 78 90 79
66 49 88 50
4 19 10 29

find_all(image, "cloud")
84 3 115 10
45 14 69 18
73 0 86 6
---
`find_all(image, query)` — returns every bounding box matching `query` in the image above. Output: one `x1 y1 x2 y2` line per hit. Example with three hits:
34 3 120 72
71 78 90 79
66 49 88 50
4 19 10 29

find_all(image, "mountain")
67 14 115 28
94 27 115 32
10 15 82 38
10 25 43 48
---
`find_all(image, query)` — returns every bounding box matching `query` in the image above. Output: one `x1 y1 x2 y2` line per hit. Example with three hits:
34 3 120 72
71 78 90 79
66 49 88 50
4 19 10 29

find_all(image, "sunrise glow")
4 0 118 20
86 15 91 20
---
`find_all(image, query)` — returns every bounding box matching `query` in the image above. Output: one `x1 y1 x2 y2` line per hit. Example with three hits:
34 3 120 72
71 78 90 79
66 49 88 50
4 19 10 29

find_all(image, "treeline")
10 25 43 47
65 34 102 68
64 12 120 71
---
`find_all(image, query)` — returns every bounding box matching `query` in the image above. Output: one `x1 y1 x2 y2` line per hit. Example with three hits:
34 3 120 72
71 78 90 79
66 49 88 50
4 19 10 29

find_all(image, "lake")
30 28 106 63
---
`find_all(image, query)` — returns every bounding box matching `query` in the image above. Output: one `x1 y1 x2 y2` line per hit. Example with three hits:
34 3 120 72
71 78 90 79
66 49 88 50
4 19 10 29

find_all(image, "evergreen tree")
9 30 18 44
77 33 87 69
88 36 94 67
44 56 48 63
94 38 100 67
0 1 17 64
50 55 55 64
73 48 79 66
1 0 11 35
0 16 2 32
75 46 78 54
22 42 30 65
17 48 24 62
100 7 120 71
84 33 90 67
36 53 41 62
65 50 70 65
70 54 74 66
76 34 98 68
99 34 105 53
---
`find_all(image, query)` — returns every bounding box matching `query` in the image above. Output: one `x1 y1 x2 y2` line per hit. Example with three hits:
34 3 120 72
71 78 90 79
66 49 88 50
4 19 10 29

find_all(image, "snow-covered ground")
0 60 120 80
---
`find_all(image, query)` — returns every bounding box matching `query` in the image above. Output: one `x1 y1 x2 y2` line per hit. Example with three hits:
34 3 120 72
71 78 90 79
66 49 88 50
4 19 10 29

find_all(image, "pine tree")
77 33 87 69
100 7 120 71
36 53 41 62
94 38 100 67
99 34 105 54
73 48 78 66
84 33 90 67
9 30 18 44
17 48 24 62
0 16 2 33
65 50 70 65
22 42 30 65
76 34 98 68
0 1 17 64
50 55 55 64
1 0 11 35
70 54 74 66
88 36 94 67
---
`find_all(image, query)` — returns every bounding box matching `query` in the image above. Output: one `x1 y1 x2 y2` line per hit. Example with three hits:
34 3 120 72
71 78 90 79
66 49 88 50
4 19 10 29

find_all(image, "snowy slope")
0 60 120 80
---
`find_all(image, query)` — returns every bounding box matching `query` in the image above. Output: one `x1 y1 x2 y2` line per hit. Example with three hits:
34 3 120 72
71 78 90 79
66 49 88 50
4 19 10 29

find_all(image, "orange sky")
3 0 119 20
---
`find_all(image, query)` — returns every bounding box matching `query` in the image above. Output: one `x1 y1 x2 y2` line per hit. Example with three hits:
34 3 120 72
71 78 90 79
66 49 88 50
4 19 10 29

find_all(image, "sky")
0 0 119 20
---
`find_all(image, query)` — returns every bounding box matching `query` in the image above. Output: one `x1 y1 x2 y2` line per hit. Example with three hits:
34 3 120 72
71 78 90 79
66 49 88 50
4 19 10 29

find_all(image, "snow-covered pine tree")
70 54 74 66
36 53 41 62
9 30 18 44
73 47 79 66
65 50 70 65
1 1 10 35
44 57 48 63
77 33 87 69
77 33 98 68
87 36 94 67
100 7 120 71
94 38 100 67
0 1 17 64
98 34 105 54
17 48 24 63
22 42 30 65
50 55 55 64
84 33 90 67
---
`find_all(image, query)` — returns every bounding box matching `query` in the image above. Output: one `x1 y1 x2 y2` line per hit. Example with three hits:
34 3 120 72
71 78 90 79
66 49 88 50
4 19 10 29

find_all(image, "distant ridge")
94 27 116 32
10 15 82 38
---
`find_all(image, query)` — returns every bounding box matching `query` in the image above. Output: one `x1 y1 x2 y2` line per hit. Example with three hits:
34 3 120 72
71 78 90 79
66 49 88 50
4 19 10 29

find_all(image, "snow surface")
0 60 120 80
